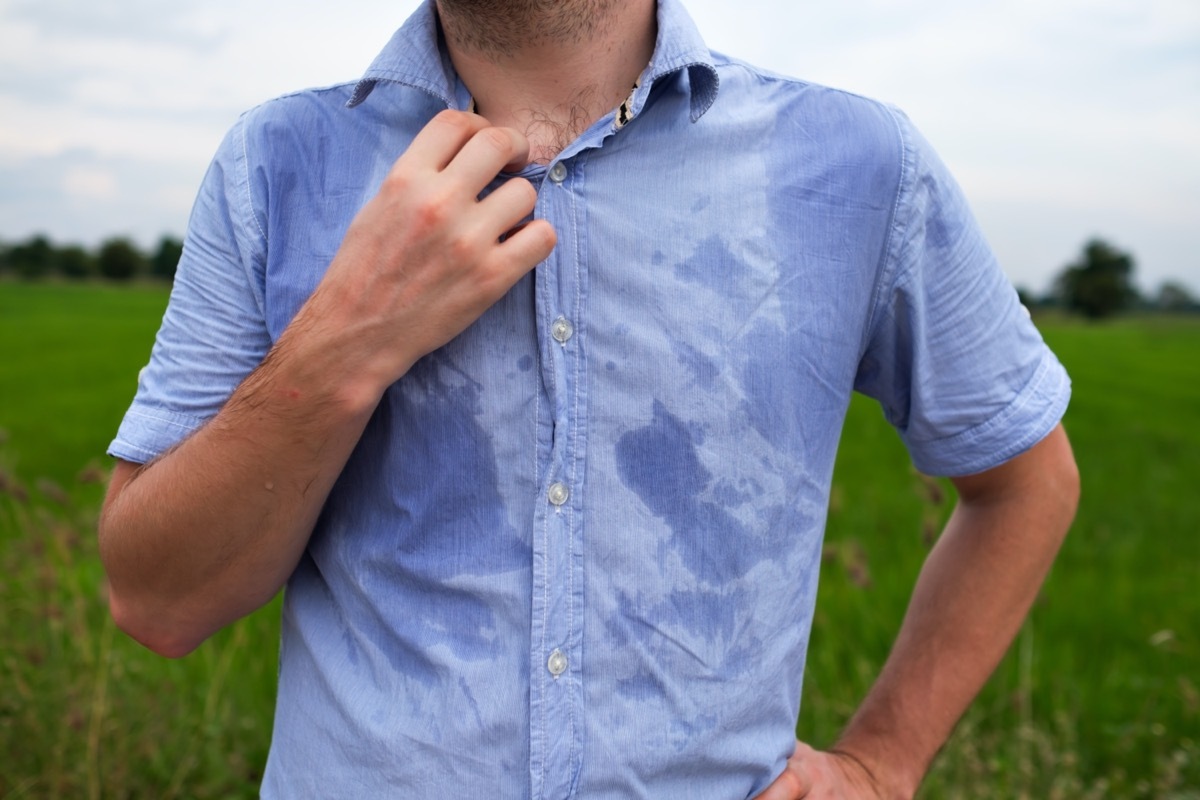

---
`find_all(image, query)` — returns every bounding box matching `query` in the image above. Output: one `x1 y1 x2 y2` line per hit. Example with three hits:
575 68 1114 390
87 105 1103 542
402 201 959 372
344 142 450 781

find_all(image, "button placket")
529 152 588 798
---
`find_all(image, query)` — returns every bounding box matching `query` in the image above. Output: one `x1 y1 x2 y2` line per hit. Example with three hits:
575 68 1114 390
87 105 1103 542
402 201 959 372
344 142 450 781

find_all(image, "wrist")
829 736 922 800
263 316 390 424
279 283 417 414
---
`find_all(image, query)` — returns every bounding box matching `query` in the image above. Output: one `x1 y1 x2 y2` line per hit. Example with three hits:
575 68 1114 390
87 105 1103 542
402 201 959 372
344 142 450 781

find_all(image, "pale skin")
98 1 1081 797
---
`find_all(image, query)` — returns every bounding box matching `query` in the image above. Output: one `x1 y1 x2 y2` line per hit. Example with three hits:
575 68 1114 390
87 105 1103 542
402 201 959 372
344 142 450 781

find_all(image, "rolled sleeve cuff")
906 352 1072 478
107 402 209 465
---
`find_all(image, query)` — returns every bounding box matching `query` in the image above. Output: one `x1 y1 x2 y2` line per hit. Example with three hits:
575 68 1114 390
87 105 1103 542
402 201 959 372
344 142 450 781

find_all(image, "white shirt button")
551 316 574 343
548 162 568 184
547 482 570 506
547 649 568 676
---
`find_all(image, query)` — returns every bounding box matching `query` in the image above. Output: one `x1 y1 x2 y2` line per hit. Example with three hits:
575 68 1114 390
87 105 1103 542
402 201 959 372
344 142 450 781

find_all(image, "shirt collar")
347 0 719 122
638 0 719 122
347 2 459 109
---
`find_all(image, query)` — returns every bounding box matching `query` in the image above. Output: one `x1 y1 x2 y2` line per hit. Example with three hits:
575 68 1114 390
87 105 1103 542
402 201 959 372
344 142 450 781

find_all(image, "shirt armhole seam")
857 105 913 366
233 113 271 321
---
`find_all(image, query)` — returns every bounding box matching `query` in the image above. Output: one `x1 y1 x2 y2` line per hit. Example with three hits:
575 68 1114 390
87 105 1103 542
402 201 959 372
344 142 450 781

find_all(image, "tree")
57 245 96 280
1155 281 1199 313
97 237 146 281
150 236 184 281
1015 285 1035 310
1054 238 1138 319
5 234 54 280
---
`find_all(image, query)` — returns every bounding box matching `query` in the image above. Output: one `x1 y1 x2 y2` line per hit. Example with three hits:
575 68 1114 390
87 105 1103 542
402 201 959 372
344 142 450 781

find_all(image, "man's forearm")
99 318 383 658
833 425 1079 798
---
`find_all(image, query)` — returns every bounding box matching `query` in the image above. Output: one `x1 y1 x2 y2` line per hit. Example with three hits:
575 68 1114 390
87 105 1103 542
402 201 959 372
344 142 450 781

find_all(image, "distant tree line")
1017 238 1197 319
1 232 1196 318
0 234 182 283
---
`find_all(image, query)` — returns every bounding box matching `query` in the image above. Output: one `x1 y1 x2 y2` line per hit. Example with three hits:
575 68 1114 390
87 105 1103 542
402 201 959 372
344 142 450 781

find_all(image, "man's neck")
435 0 658 164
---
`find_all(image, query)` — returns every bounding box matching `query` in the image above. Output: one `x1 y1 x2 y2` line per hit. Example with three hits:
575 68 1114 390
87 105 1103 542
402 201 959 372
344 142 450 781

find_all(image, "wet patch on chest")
614 400 773 584
674 234 741 286
378 348 529 577
672 339 719 388
323 347 532 682
606 584 762 710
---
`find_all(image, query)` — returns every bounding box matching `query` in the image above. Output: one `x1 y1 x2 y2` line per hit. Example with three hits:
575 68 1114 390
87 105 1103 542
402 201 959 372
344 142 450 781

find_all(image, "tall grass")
0 282 278 798
0 454 278 799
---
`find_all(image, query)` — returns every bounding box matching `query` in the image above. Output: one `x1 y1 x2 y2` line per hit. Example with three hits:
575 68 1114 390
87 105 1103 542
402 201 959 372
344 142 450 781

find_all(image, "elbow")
99 484 207 659
1051 433 1081 539
1063 453 1081 521
1023 422 1080 540
107 586 205 659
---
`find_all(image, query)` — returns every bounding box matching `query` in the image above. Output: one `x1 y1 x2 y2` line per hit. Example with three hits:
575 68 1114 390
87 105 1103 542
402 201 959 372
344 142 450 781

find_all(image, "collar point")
688 64 720 122
347 79 376 109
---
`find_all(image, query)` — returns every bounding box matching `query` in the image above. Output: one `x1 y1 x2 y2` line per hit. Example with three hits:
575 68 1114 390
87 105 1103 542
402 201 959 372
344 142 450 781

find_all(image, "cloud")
0 149 201 247
8 0 226 51
62 166 118 200
0 91 232 164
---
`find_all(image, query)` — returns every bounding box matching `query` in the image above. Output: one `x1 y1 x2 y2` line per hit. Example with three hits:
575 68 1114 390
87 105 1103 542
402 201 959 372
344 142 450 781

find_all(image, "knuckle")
432 108 471 131
476 126 515 154
478 262 515 297
446 232 478 263
411 190 452 230
381 166 413 195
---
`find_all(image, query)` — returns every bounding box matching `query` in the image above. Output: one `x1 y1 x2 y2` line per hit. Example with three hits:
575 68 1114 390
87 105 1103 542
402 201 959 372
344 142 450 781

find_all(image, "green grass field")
1 282 1197 798
811 315 1200 797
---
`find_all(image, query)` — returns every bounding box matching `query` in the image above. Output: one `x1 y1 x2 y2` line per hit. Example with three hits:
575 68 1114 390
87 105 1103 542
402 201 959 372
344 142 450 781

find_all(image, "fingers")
443 125 532 192
479 177 539 239
398 109 532 198
493 219 556 276
388 111 537 251
402 109 492 172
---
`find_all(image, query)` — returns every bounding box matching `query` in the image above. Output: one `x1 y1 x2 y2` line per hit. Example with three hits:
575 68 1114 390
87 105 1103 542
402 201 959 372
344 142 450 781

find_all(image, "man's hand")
757 742 884 800
293 108 557 405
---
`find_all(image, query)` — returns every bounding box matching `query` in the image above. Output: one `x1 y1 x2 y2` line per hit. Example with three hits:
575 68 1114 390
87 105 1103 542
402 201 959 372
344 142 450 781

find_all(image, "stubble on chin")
436 0 618 58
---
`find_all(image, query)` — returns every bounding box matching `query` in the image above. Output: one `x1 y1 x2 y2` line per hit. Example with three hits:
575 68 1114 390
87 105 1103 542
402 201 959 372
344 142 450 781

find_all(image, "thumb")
756 741 815 799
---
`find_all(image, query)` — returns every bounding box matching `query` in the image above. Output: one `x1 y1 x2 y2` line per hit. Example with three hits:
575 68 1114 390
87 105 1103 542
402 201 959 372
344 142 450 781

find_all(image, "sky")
1 0 1197 295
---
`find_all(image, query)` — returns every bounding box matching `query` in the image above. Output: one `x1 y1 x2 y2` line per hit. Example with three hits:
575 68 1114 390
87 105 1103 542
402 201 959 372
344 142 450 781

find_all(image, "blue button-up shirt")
110 1 1070 797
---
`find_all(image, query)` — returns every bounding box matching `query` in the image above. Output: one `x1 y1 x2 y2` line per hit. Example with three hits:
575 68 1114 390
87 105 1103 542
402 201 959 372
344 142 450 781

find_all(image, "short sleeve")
853 110 1070 477
108 114 272 464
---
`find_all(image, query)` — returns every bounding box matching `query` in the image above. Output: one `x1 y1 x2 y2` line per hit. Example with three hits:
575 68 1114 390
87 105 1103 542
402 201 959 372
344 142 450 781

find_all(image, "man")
98 0 1079 796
